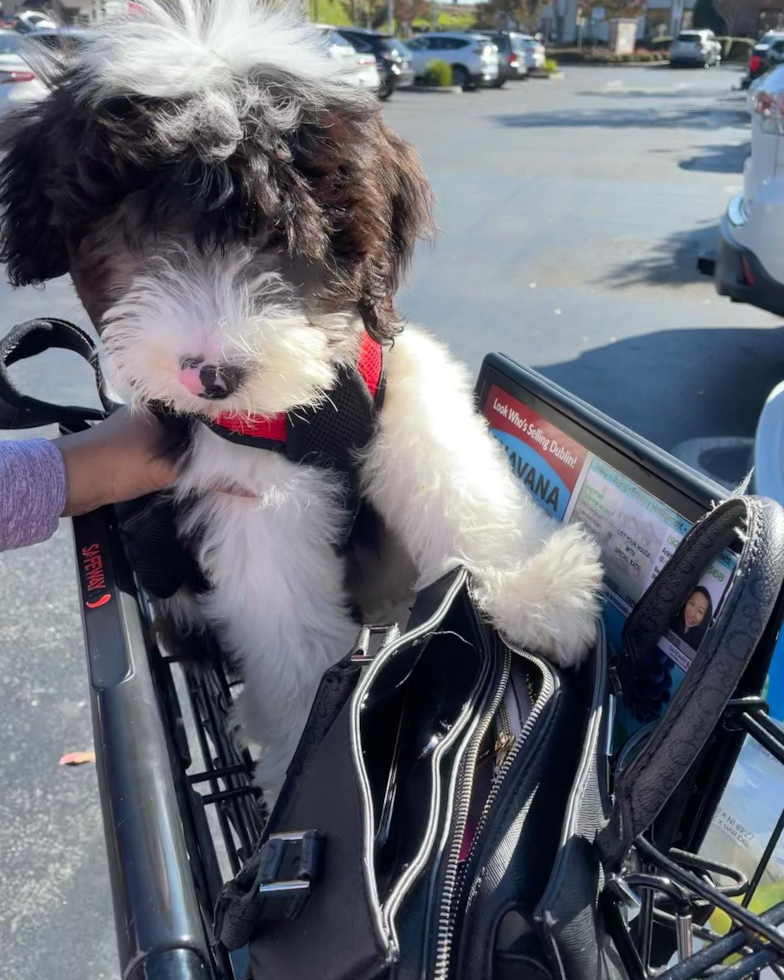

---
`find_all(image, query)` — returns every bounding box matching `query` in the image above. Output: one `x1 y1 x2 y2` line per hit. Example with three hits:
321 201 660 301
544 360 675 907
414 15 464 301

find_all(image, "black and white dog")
0 0 601 795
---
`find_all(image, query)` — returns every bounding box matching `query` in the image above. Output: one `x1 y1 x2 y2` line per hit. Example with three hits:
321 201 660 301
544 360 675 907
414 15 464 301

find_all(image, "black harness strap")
147 352 387 598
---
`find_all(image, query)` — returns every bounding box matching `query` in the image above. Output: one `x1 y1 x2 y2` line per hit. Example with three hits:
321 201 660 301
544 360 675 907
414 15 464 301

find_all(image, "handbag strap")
0 317 116 429
602 495 784 864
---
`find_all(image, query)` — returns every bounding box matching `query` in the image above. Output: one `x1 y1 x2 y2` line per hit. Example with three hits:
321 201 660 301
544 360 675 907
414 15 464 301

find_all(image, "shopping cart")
2 318 784 979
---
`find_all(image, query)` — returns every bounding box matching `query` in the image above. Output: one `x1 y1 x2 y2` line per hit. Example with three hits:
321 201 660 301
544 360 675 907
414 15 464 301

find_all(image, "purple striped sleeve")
0 439 66 552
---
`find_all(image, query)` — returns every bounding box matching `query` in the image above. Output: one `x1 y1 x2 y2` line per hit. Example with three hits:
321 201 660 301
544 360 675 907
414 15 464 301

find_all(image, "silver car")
406 32 499 90
314 25 382 91
669 29 722 68
515 34 546 71
0 30 46 112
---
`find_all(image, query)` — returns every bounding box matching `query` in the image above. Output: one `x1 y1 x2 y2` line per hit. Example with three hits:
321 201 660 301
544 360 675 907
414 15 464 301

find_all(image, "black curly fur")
0 58 434 344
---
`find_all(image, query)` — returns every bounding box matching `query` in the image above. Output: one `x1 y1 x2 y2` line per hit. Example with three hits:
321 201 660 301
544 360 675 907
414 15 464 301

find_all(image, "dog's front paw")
473 523 603 668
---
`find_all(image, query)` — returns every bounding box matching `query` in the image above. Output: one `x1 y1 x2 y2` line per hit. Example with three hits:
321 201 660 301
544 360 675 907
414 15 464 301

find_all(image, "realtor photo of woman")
669 586 714 653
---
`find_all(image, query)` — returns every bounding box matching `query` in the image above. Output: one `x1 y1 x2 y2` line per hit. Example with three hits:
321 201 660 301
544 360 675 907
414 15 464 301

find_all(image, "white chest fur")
171 426 359 791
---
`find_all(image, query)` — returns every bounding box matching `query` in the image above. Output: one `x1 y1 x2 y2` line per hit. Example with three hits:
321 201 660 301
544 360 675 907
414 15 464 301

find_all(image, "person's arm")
0 410 176 552
0 438 67 552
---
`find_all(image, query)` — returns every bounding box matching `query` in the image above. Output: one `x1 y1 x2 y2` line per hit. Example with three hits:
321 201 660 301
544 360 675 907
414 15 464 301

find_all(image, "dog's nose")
197 363 244 400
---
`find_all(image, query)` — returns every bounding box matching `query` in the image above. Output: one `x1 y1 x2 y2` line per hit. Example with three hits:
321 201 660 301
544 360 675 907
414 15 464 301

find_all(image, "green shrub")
422 59 453 87
547 47 667 64
715 36 755 62
649 35 672 48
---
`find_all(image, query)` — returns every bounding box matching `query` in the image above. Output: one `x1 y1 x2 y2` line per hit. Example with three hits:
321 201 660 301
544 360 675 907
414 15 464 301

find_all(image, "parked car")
24 26 88 54
746 71 765 113
314 26 381 91
0 29 46 111
515 33 546 71
704 64 784 319
0 9 56 33
743 31 784 90
481 31 528 85
669 29 722 68
336 27 414 99
405 32 499 90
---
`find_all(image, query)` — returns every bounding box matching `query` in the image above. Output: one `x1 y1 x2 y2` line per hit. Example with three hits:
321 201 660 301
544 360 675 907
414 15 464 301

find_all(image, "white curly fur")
71 0 362 106
361 329 602 667
100 248 358 419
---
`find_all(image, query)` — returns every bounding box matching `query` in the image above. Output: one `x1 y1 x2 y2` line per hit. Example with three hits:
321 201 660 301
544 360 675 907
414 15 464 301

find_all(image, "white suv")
708 64 784 318
406 32 499 90
669 29 722 68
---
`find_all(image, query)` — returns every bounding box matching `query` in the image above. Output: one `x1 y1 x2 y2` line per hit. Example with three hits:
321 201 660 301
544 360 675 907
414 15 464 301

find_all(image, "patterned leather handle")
604 495 784 863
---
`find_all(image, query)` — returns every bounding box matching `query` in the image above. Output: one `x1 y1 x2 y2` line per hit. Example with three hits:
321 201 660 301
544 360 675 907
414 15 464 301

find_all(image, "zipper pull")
493 730 516 769
476 729 514 767
608 663 624 698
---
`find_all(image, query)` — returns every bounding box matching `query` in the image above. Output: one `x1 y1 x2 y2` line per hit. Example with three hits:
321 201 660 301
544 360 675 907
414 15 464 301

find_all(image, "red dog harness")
0 317 386 601
204 332 384 457
129 331 386 599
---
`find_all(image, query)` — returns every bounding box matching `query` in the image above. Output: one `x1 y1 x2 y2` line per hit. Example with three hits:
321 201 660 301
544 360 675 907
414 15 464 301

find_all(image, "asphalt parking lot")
0 64 772 980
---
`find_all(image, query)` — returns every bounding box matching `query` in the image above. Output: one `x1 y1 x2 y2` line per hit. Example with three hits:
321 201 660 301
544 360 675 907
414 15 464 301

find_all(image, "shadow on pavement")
539 325 784 477
494 105 748 130
575 87 738 100
601 223 719 289
679 141 749 173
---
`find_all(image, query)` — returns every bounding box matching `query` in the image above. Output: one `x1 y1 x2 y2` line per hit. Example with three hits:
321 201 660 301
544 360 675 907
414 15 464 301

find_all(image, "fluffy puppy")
0 0 602 794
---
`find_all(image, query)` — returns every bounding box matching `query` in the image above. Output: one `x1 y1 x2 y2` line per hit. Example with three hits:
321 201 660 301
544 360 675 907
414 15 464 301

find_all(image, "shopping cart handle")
72 504 213 978
0 317 113 430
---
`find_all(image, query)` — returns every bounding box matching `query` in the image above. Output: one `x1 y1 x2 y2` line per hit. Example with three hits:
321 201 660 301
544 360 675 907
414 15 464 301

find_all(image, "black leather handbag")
215 495 784 980
215 566 622 980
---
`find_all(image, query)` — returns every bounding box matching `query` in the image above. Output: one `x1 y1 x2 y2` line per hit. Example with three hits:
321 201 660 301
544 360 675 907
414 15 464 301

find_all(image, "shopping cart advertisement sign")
484 386 738 739
485 386 784 893
484 386 587 521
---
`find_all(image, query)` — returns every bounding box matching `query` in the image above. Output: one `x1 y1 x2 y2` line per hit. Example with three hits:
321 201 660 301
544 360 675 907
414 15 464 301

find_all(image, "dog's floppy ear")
0 104 70 286
355 126 435 342
298 111 434 343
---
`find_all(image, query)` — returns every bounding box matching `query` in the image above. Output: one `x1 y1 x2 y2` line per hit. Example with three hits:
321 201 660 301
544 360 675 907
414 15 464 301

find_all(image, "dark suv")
743 31 784 90
483 31 529 85
336 27 415 99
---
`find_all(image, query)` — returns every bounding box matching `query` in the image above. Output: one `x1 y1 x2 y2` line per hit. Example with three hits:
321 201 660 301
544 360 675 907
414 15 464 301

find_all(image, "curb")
551 59 670 67
403 84 463 93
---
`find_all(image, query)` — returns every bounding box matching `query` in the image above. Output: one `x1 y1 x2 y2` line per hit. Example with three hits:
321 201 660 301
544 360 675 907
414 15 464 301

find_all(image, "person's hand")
55 408 177 517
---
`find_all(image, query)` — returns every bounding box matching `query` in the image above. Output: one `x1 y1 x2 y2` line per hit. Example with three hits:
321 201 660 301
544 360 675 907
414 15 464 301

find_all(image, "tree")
712 0 747 37
520 0 543 33
692 0 725 34
589 0 646 17
394 0 429 32
337 0 430 32
338 0 384 28
482 0 543 32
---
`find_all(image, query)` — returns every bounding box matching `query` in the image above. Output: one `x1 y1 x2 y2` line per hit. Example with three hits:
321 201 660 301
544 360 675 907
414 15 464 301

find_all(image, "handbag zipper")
350 571 471 959
431 645 511 980
493 700 514 767
432 639 555 980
